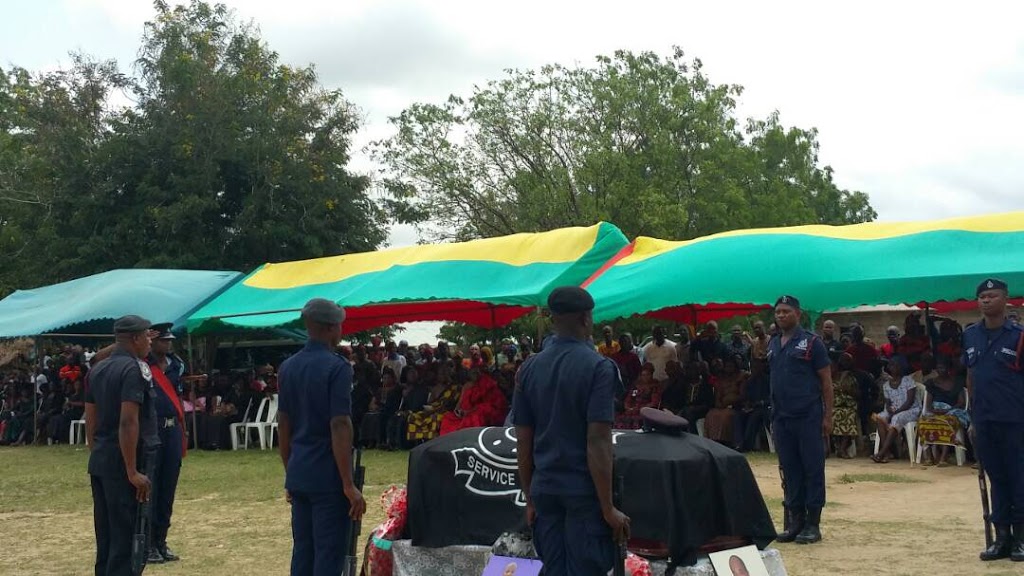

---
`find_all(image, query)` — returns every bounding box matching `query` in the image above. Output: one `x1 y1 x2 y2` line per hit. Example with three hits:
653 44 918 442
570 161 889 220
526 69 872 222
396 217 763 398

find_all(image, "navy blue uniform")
86 349 160 576
278 340 354 576
149 354 185 550
513 336 619 575
768 327 830 511
964 320 1024 525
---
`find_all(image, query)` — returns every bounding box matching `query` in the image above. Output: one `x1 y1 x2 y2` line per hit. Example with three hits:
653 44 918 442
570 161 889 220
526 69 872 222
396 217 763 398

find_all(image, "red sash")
150 362 187 458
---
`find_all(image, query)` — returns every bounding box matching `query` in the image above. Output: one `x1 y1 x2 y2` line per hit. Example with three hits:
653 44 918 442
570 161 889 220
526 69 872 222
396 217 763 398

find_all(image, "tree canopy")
375 48 876 242
0 0 388 296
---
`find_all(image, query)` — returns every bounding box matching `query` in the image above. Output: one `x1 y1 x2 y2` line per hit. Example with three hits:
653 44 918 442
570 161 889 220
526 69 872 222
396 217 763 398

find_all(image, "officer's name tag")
1001 348 1018 357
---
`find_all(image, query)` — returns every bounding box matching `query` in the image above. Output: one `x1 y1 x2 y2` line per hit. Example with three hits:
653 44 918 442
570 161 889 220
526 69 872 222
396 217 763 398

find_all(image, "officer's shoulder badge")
137 359 153 382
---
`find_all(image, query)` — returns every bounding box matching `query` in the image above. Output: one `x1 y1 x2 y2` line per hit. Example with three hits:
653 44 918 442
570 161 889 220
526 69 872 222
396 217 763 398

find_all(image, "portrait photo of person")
709 545 770 576
481 556 541 576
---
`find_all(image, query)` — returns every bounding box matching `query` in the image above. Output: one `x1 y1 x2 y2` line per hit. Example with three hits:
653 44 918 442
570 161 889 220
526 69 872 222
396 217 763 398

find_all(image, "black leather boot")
795 507 822 544
776 507 805 543
146 547 166 564
159 545 180 562
155 526 180 561
1011 524 1024 562
980 525 1012 561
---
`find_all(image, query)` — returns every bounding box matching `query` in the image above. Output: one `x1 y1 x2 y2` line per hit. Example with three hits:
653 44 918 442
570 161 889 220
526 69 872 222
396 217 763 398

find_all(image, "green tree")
374 48 876 242
437 312 549 350
0 0 394 296
0 56 129 293
82 0 387 272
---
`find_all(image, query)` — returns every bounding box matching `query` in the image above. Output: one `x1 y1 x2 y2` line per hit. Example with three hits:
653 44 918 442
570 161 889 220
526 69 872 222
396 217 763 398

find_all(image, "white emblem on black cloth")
452 427 525 506
450 427 632 507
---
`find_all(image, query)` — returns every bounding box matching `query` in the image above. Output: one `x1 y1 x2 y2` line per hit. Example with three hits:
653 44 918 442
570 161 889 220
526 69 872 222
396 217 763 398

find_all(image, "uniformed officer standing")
84 315 160 576
513 286 630 575
146 323 186 564
966 278 1024 562
277 298 367 576
767 296 833 545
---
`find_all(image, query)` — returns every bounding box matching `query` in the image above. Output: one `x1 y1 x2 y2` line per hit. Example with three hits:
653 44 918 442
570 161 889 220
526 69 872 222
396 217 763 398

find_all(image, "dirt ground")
0 447 1019 576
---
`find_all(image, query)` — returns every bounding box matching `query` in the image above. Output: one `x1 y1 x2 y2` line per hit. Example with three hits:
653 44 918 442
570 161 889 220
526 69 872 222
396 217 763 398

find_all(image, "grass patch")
837 473 924 485
0 445 411 575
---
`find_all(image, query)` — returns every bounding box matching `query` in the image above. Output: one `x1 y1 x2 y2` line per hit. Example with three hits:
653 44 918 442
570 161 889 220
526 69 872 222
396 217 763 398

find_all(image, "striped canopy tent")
187 223 629 335
586 212 1024 323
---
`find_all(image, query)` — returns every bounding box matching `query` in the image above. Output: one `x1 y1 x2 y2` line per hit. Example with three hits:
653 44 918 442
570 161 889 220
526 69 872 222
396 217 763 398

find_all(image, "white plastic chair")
916 389 969 467
248 394 278 450
69 419 86 445
696 418 706 438
764 423 775 453
232 397 268 450
263 394 279 449
229 398 257 450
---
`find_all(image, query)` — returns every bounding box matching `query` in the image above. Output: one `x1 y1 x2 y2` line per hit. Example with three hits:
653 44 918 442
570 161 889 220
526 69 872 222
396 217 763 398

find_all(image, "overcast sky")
4 0 1022 341
5 0 1023 247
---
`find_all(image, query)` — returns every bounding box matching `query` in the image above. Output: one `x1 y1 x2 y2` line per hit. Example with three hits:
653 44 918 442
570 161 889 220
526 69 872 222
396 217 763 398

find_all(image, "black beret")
977 278 1008 296
775 295 800 309
547 286 595 315
640 406 689 435
113 315 152 334
301 298 346 325
151 322 175 340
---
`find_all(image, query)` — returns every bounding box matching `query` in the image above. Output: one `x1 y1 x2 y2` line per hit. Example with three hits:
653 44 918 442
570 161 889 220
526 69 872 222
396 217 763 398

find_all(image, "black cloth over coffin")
407 426 777 563
408 427 529 548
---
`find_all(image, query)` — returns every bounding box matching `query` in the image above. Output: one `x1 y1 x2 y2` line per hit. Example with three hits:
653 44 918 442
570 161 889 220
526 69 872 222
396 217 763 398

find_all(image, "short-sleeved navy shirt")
86 348 160 477
962 320 1024 424
768 327 830 418
278 340 354 493
512 335 619 497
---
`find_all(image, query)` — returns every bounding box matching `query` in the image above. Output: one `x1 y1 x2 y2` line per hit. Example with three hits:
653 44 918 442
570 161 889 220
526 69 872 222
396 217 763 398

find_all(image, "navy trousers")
974 420 1024 525
774 407 826 511
91 473 137 576
152 422 182 537
532 493 615 576
290 491 353 576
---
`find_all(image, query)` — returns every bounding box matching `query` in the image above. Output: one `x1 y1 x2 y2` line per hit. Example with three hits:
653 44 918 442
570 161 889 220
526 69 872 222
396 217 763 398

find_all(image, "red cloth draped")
150 362 187 457
439 373 508 436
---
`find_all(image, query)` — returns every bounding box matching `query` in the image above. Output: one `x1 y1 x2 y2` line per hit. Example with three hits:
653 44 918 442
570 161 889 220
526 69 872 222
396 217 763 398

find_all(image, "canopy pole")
187 332 198 451
924 302 935 356
489 306 499 351
33 338 40 444
535 306 544 352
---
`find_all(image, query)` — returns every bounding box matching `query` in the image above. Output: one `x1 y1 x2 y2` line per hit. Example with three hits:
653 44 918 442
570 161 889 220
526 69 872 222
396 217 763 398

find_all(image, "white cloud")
5 0 1024 237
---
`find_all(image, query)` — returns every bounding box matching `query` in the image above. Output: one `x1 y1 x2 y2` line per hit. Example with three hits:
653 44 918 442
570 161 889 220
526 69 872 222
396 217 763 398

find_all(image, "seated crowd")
1 308 1001 469
1 346 88 446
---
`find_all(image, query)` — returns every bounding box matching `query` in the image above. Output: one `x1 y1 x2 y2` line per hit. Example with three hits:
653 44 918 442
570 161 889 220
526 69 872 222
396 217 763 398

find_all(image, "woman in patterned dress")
831 353 862 458
406 365 461 443
917 359 969 467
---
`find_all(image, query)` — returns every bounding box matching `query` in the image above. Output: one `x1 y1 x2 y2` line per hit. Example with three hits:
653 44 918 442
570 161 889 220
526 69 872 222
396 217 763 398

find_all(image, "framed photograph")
709 545 770 576
481 555 543 576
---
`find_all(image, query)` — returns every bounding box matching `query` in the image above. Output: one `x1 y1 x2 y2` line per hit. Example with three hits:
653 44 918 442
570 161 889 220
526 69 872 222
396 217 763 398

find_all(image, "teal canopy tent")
0 269 242 338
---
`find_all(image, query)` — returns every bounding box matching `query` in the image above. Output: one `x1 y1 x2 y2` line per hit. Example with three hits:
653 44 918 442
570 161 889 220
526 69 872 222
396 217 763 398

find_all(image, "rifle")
131 451 156 575
979 461 993 548
612 474 627 576
346 448 365 576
